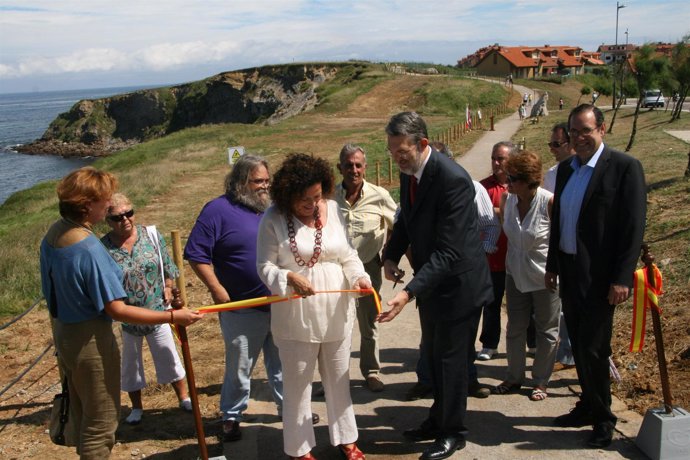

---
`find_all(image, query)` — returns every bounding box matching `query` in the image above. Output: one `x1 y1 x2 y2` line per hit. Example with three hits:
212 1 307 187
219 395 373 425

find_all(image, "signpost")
228 146 245 165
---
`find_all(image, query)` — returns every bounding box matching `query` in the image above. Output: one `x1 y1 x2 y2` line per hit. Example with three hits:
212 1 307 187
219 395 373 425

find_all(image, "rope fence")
0 297 43 331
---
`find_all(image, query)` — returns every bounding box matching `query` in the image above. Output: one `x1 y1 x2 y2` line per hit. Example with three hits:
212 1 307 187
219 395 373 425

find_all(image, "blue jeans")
219 309 283 421
556 312 575 365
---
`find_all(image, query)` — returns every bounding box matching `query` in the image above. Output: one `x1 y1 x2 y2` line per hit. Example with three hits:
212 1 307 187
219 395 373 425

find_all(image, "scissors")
392 269 406 289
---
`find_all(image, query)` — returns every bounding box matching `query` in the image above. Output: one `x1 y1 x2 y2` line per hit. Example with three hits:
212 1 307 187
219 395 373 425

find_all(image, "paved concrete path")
212 82 647 460
665 130 690 144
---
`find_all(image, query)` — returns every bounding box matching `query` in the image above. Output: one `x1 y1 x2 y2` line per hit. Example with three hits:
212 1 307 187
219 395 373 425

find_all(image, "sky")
1 0 688 94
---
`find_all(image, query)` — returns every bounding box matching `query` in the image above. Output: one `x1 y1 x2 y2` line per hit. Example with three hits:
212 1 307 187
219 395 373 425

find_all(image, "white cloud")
0 0 688 91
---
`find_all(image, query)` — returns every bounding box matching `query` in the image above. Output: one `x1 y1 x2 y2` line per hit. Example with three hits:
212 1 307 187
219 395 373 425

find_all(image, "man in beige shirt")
335 143 397 392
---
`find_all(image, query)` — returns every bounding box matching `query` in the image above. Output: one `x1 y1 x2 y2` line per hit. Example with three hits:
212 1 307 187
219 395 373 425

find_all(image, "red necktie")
409 176 418 205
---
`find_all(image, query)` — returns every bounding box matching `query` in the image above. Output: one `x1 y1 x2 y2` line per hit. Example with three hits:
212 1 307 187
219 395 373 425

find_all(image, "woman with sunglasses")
101 193 193 425
40 167 202 460
493 151 560 402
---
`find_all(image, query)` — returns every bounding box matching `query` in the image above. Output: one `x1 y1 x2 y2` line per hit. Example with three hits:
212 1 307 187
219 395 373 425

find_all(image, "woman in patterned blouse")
102 193 192 425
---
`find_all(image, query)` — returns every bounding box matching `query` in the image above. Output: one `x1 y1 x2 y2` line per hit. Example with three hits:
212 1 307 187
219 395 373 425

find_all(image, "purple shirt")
184 195 271 311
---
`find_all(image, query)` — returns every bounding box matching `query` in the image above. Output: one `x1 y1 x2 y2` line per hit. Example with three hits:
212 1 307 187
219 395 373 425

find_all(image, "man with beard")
335 143 397 393
379 112 493 460
185 155 286 442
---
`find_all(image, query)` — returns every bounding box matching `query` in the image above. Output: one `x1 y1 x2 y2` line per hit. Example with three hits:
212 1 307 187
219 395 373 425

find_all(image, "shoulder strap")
145 226 166 283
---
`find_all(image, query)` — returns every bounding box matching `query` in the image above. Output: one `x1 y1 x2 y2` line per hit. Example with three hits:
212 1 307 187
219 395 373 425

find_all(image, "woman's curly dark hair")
271 153 334 215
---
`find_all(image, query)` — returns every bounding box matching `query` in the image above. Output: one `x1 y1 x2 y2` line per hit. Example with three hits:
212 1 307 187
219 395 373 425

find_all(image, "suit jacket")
384 149 493 320
545 144 647 302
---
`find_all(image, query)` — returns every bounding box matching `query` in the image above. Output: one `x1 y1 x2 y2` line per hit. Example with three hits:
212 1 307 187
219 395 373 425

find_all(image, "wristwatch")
403 287 415 301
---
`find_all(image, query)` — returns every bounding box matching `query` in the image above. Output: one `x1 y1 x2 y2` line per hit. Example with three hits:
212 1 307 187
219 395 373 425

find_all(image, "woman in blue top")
102 193 191 425
40 167 202 460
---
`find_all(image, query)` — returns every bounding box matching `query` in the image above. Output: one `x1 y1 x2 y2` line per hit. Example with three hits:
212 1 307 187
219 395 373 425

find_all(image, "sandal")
491 381 521 395
339 443 365 460
530 386 548 401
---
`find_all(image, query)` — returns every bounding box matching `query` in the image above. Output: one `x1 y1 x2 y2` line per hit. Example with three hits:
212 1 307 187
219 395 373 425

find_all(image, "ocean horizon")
0 84 157 205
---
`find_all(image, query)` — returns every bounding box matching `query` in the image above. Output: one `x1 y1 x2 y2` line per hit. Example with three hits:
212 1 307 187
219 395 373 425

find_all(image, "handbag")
49 377 76 446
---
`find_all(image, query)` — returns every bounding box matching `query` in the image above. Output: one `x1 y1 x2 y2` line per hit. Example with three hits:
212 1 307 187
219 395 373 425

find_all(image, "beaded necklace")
287 207 322 267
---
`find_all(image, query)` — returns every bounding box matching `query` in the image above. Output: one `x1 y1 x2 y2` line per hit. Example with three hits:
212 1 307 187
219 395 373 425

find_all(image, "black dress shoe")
420 435 466 460
588 422 614 448
403 420 439 442
221 420 241 442
554 406 593 427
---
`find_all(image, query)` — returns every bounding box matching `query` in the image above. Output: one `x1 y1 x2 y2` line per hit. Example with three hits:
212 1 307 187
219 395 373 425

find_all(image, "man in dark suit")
378 112 493 460
545 104 646 448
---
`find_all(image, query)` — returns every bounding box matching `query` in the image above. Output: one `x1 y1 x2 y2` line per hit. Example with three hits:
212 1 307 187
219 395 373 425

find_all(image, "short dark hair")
568 104 604 129
270 153 334 215
552 122 570 142
492 141 517 156
385 112 428 144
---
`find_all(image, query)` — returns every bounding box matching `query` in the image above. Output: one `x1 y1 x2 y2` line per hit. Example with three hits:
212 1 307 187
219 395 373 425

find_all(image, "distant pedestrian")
518 104 526 120
559 98 564 110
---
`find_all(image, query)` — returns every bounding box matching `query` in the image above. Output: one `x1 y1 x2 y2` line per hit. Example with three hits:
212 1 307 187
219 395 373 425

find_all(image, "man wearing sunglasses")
545 104 646 448
543 122 574 194
543 123 576 375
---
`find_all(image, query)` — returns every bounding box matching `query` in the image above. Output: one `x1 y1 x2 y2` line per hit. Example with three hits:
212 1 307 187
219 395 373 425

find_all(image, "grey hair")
385 112 428 144
492 141 518 156
224 154 269 198
339 143 367 164
108 192 132 214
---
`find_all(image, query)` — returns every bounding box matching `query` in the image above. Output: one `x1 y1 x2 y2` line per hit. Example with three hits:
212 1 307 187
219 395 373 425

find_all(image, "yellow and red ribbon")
629 264 663 352
192 288 381 315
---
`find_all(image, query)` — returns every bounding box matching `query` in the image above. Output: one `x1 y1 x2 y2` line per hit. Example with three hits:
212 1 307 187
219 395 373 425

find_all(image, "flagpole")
171 230 209 459
641 243 673 413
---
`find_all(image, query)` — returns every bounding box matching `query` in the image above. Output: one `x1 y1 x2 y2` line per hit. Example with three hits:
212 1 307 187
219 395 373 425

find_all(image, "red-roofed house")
471 45 592 78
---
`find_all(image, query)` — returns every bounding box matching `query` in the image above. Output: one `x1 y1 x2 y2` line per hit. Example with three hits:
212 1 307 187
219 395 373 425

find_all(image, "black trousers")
559 253 617 426
419 306 482 435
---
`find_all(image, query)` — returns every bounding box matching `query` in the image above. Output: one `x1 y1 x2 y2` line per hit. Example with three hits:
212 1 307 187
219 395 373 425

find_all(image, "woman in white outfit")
493 151 560 401
257 153 371 460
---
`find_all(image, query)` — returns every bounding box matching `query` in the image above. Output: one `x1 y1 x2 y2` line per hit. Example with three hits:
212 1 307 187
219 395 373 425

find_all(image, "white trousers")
275 333 358 457
121 323 186 392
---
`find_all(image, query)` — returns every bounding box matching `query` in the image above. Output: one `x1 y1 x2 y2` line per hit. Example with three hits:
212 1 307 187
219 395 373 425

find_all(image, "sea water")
0 86 151 205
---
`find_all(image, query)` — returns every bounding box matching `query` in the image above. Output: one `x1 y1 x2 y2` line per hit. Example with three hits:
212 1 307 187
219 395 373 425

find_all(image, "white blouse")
503 187 553 293
257 199 369 343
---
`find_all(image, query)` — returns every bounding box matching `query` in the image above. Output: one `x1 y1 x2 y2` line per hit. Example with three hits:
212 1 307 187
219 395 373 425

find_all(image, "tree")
670 34 690 122
577 86 591 105
625 44 670 152
607 61 630 134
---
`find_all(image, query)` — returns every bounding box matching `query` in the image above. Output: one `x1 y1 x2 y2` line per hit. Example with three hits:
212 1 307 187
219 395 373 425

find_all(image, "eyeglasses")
569 127 596 137
107 209 135 222
249 179 271 185
548 141 567 148
507 174 525 183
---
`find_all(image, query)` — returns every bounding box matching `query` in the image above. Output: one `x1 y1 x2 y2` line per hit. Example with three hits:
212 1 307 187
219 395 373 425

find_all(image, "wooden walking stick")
171 230 209 460
640 243 673 413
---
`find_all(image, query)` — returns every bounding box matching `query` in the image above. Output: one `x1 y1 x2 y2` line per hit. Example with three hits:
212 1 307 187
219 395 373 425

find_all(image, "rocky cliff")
17 63 351 157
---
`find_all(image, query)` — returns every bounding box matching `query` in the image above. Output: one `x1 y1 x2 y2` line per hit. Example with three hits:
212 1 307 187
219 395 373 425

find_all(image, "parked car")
643 90 665 108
